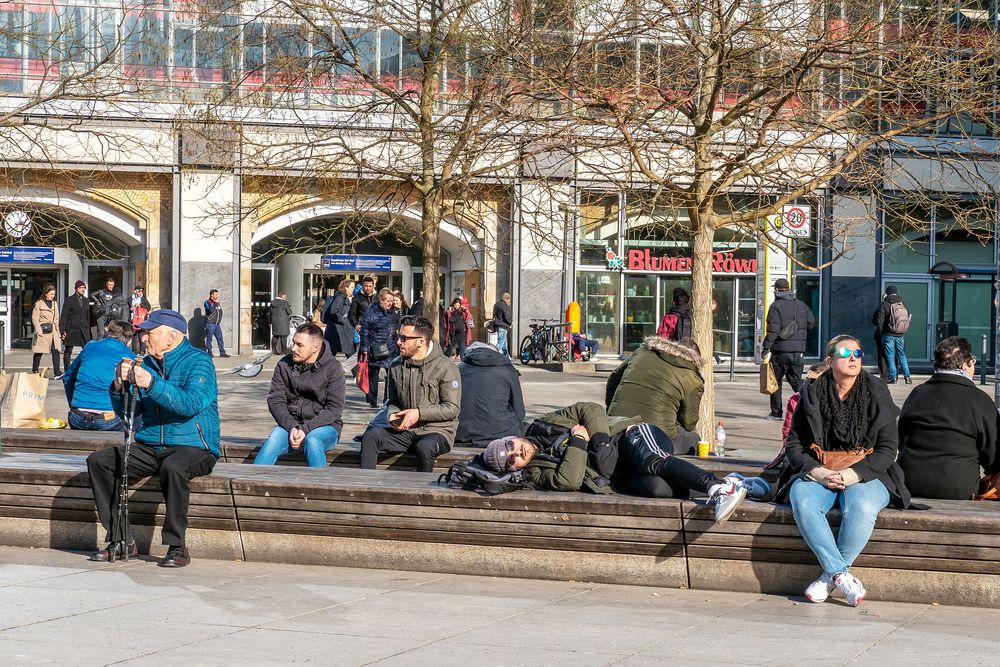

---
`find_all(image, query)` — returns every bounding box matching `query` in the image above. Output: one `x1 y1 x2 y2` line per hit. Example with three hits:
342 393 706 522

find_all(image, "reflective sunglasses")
835 347 864 359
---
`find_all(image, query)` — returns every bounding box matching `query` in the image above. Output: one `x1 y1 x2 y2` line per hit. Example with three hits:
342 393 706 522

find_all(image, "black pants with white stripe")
614 423 721 499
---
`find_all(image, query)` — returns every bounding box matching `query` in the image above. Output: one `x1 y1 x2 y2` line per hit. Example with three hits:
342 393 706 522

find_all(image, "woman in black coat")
323 279 356 358
358 288 400 407
781 334 908 608
59 280 91 370
898 336 998 499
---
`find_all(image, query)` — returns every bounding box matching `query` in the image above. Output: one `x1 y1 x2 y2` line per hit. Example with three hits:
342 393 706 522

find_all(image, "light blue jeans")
496 327 509 357
789 477 890 577
254 425 340 467
882 334 910 381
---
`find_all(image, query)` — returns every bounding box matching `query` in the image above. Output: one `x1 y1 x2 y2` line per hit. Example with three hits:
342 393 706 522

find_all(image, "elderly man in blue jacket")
86 309 220 568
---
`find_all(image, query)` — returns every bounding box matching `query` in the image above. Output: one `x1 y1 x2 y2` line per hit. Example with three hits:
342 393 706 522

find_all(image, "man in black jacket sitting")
898 336 998 499
253 323 346 467
761 278 815 420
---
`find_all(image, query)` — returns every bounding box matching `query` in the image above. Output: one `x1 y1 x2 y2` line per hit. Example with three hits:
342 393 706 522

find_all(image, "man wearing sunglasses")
360 316 462 472
761 278 815 420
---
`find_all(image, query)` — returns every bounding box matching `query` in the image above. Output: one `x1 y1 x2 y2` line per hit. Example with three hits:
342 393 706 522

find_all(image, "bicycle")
518 320 572 365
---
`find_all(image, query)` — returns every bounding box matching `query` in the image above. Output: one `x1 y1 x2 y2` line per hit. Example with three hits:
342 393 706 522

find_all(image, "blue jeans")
496 327 509 357
68 410 124 432
254 425 340 467
789 478 890 577
881 334 910 381
205 322 226 355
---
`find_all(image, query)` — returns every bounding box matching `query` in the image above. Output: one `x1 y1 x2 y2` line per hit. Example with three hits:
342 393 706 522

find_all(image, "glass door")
623 275 657 352
10 269 60 348
251 265 274 349
576 272 620 355
889 279 932 362
0 270 9 351
940 279 993 358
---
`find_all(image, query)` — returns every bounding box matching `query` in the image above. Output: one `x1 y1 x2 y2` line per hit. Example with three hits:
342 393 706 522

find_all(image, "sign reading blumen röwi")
606 247 756 274
321 255 392 272
0 247 55 264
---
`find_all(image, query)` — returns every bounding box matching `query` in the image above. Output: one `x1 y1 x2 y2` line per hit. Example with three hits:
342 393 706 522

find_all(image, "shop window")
243 22 265 73
794 274 821 358
577 272 619 355
379 29 400 83
624 195 690 250
579 191 619 266
882 204 931 273
935 204 994 265
624 275 656 352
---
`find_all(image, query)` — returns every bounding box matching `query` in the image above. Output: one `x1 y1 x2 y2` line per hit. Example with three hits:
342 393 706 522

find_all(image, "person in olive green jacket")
606 335 704 452
480 401 748 523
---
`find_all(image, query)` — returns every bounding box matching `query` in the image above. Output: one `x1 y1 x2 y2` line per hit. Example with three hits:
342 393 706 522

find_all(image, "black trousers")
86 444 217 547
366 365 388 406
360 428 449 472
32 347 61 375
271 334 288 355
614 423 720 498
769 352 804 416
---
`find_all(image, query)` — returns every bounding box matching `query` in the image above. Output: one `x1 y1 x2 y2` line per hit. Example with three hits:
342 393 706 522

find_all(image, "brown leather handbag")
975 471 1000 501
810 443 873 471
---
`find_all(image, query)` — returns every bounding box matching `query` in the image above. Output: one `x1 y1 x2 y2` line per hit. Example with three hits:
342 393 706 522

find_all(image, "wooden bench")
0 451 997 607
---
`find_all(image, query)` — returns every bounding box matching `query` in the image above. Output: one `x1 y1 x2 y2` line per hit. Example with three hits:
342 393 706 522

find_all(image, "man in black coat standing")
348 276 377 334
898 336 998 499
269 291 293 355
60 280 92 370
89 276 119 340
454 342 525 447
761 278 815 420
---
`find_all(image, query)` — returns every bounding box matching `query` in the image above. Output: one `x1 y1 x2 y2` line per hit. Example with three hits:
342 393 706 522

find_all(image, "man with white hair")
86 309 220 569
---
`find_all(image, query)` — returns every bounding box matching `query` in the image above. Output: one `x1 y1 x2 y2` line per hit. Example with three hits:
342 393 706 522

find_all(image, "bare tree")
523 0 999 436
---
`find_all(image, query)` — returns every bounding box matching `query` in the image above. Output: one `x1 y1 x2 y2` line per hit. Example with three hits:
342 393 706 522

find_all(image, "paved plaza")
0 546 995 666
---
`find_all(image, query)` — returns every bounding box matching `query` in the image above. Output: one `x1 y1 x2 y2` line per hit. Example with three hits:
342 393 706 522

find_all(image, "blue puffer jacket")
359 303 400 369
63 338 135 411
128 338 220 457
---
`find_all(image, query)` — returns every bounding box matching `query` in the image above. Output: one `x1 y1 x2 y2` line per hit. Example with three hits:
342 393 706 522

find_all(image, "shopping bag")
0 370 49 428
759 362 778 395
355 358 370 394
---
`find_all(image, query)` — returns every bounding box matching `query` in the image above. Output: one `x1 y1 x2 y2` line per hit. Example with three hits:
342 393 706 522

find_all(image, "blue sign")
322 254 392 272
0 247 55 264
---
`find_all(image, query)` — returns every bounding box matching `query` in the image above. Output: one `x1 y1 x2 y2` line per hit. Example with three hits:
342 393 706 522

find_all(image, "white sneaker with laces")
804 572 835 603
708 476 748 524
834 572 866 607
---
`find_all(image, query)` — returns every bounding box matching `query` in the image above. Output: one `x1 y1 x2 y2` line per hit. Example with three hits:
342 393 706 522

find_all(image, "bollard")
982 334 988 385
0 319 5 370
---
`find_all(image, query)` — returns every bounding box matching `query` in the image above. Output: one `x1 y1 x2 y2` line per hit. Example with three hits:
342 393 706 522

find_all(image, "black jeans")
32 347 61 375
86 443 217 546
360 428 449 472
366 365 388 406
614 423 720 498
769 352 804 416
271 334 288 355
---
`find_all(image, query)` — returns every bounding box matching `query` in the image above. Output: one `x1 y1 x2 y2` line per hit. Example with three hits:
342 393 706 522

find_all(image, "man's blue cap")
137 308 188 334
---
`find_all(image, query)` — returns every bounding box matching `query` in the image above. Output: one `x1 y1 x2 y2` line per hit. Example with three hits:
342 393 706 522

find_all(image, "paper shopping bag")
0 370 49 428
759 362 779 395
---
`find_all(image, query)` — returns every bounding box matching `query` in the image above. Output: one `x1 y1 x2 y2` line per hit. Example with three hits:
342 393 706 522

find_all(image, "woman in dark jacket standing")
60 280 91 370
323 279 356 359
358 288 400 407
782 334 908 608
444 297 472 359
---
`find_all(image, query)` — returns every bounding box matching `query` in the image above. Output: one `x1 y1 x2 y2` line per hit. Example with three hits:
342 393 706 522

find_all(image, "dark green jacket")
605 336 705 440
387 342 462 445
522 402 639 493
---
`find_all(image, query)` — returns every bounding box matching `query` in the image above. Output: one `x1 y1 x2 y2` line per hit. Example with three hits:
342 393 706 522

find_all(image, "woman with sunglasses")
778 334 912 607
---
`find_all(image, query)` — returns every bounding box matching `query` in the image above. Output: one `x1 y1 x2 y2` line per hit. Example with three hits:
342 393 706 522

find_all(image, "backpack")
888 301 911 334
439 455 529 495
670 310 692 341
106 296 130 323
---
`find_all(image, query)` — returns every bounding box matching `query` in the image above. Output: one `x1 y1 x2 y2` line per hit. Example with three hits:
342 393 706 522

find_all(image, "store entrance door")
2 268 61 349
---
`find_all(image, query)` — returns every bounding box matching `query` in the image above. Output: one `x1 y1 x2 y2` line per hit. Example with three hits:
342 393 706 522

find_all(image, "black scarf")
815 371 871 449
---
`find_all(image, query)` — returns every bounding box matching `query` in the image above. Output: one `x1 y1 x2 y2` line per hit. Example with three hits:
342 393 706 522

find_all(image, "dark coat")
267 342 346 436
780 371 911 507
348 291 376 328
322 291 355 356
359 302 399 369
386 341 461 444
60 292 92 348
269 297 293 337
455 343 525 447
444 306 473 347
872 294 906 336
898 373 999 499
762 292 815 354
491 300 513 330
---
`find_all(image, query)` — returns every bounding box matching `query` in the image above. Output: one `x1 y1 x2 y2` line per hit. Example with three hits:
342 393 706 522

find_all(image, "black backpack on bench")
439 455 530 496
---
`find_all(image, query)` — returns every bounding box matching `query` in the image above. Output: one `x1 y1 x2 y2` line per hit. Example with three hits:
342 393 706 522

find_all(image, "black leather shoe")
904 376 912 385
220 354 232 358
158 545 190 568
89 540 138 562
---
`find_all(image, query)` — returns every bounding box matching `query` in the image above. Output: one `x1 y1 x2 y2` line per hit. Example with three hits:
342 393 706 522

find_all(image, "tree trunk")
691 216 716 443
420 193 443 342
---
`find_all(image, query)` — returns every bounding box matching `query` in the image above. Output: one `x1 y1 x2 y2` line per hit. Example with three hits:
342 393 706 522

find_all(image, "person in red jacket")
767 362 829 470
444 297 473 359
656 287 692 340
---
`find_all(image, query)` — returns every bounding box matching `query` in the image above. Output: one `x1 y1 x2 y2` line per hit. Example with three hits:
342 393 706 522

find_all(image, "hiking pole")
109 355 143 563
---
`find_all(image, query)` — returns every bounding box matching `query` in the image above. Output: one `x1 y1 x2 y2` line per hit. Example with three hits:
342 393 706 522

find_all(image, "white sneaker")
834 572 866 607
804 572 835 603
708 477 748 524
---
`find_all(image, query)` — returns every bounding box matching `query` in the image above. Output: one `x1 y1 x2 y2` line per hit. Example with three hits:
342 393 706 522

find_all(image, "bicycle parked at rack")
518 319 572 365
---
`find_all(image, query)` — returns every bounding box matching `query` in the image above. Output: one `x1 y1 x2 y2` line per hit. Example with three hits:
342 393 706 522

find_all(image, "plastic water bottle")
714 421 726 457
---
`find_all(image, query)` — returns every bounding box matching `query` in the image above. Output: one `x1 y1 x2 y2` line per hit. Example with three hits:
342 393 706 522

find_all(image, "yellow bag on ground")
0 370 50 428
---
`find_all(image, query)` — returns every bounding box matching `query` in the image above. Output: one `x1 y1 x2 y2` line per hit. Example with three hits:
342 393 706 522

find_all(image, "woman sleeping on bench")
478 401 754 524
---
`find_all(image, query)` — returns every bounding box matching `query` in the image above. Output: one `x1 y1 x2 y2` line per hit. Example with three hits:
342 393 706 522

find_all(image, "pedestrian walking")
269 291 293 355
490 292 513 357
31 284 63 377
760 278 815 420
323 279 356 359
872 285 911 384
204 289 230 358
444 297 472 359
60 280 91 370
129 285 151 354
89 276 119 340
358 288 400 407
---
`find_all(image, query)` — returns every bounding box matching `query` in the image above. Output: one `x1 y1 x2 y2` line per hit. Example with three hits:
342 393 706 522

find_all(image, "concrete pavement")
0 546 995 666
